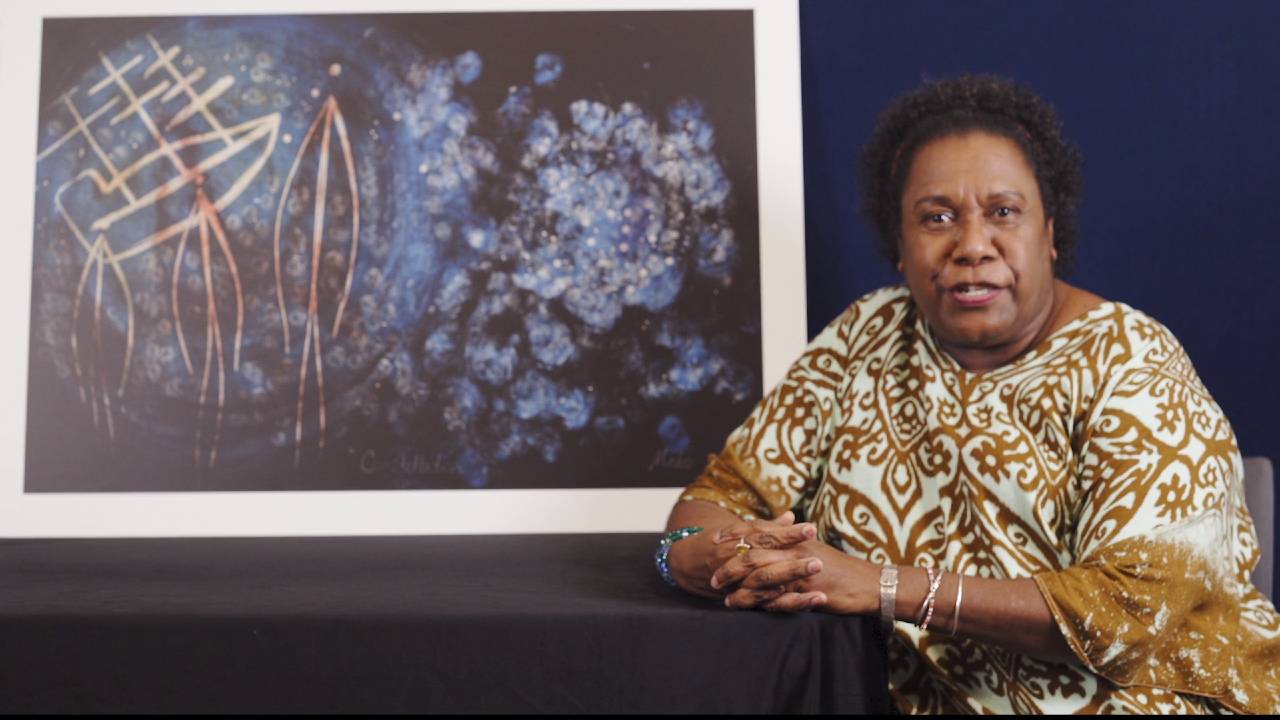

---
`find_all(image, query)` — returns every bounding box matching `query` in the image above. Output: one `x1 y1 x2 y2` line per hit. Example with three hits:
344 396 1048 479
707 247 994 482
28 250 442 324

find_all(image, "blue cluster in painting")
29 19 756 488
533 53 564 86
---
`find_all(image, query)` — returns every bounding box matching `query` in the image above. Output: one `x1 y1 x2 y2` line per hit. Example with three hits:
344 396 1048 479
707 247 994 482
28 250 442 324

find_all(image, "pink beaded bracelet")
915 566 944 631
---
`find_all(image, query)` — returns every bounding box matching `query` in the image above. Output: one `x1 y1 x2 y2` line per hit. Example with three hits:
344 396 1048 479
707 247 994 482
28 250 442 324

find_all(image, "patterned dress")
681 285 1280 713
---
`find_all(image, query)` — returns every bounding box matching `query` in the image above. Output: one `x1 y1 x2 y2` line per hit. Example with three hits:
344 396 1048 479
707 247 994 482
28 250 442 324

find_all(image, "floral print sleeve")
1033 314 1280 714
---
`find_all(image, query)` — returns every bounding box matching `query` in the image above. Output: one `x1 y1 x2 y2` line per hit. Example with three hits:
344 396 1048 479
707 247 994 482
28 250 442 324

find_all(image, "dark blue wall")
800 1 1280 565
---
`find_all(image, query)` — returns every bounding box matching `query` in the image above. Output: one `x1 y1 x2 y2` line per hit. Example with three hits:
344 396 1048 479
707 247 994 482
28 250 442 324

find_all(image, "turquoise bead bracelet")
654 526 704 587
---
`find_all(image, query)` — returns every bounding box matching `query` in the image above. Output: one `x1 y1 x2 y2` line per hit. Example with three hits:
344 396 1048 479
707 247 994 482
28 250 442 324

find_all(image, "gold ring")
734 539 751 556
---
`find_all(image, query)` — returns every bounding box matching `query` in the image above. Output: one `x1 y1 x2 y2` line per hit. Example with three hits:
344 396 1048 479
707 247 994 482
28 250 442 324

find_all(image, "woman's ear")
1047 219 1057 262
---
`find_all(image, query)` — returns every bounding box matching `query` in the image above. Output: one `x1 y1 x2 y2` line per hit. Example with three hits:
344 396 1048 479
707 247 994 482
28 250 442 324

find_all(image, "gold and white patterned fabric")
682 285 1280 713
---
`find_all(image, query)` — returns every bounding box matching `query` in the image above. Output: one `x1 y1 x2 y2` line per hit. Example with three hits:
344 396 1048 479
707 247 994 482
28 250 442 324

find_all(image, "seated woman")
658 75 1280 713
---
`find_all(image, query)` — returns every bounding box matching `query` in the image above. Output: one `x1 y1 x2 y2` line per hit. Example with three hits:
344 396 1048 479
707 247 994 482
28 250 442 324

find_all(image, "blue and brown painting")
26 12 760 491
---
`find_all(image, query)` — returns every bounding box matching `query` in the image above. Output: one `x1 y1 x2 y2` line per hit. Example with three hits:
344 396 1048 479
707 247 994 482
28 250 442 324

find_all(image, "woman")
657 75 1280 713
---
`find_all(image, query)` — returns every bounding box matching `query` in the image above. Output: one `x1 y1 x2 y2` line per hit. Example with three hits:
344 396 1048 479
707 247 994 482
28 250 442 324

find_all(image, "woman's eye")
925 212 952 224
994 207 1016 218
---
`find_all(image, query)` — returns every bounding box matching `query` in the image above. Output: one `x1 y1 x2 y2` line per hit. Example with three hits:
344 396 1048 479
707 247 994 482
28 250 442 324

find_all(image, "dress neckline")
913 297 1121 380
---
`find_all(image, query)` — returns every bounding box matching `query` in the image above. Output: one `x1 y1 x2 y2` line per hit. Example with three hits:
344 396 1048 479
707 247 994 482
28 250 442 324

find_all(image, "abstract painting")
25 11 762 492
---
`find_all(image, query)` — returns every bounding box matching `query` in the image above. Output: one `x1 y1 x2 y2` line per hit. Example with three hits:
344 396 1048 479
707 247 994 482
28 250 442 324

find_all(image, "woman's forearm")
664 498 745 534
691 507 1080 666
892 567 1076 665
673 502 1077 665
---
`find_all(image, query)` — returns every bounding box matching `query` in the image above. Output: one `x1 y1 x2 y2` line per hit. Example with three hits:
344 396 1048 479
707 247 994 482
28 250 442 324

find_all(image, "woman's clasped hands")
668 511 880 616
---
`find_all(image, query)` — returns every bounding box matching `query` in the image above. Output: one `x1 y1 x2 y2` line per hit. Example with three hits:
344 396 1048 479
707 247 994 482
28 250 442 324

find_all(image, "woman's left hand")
715 539 881 615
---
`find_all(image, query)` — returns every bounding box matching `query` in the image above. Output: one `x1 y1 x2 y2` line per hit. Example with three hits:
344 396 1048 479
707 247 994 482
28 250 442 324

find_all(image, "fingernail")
710 575 720 589
724 596 732 608
807 559 822 574
803 524 816 539
810 596 821 608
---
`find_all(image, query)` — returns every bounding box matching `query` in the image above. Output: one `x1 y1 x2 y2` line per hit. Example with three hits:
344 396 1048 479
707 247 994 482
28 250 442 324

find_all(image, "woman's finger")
723 585 786 609
710 549 803 590
762 592 826 613
739 557 823 590
746 521 816 550
710 511 798 545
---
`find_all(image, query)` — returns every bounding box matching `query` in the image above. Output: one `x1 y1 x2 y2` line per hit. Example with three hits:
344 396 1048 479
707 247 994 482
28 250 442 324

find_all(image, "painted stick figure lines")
274 92 361 466
37 34 281 465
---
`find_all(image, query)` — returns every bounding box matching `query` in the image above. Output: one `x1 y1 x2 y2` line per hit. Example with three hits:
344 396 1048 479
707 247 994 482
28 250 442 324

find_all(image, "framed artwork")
0 0 806 536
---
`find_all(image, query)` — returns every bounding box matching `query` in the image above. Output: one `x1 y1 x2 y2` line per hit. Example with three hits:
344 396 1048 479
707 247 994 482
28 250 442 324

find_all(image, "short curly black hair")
859 74 1083 275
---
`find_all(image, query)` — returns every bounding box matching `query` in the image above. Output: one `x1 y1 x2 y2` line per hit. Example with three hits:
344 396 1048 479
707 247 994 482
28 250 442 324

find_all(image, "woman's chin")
933 318 1015 351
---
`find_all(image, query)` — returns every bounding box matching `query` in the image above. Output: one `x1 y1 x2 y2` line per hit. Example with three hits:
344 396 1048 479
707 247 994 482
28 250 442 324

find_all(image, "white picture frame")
0 0 806 537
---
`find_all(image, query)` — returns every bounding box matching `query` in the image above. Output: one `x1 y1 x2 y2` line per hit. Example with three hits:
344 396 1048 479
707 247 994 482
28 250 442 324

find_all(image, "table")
0 534 889 713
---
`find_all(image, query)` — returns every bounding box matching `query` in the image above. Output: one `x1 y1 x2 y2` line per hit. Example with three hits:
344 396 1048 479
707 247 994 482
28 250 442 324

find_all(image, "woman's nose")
951 217 996 266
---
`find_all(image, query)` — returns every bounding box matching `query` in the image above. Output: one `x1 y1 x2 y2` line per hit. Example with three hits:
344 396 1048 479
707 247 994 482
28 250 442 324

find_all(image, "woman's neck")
939 281 1102 375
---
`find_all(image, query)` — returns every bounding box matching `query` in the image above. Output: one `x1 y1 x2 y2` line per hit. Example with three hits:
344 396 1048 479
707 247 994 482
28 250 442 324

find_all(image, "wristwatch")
879 564 899 634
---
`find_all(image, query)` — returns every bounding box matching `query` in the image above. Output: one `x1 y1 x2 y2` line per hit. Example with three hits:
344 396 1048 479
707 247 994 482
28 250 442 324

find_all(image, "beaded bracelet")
916 566 944 631
654 526 704 587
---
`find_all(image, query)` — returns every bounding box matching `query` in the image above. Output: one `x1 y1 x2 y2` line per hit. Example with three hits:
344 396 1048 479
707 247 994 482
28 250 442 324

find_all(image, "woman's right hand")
666 510 820 597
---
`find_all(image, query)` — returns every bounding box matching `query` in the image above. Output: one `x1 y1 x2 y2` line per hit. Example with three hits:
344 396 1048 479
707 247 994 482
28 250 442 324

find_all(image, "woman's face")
897 131 1058 363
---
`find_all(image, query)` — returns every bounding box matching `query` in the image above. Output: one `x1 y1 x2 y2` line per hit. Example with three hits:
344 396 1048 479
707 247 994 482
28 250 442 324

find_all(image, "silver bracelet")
949 573 965 636
878 564 899 634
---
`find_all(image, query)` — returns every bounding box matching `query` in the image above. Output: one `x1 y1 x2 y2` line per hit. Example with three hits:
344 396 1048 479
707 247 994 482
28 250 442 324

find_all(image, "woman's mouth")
948 284 1002 307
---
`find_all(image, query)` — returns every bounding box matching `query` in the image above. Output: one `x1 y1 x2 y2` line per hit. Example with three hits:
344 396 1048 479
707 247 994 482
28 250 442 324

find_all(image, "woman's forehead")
902 132 1040 199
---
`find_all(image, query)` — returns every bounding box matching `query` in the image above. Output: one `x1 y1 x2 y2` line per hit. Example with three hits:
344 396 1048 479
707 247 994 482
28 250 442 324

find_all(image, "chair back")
1244 456 1274 602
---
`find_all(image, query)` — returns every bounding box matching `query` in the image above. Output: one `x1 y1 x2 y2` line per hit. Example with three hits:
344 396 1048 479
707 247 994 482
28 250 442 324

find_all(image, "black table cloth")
0 534 889 713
